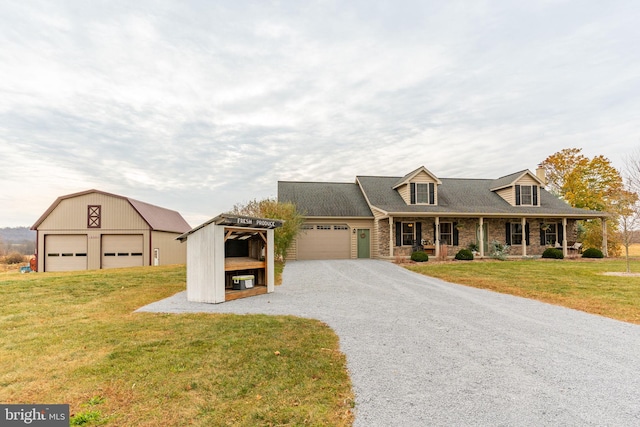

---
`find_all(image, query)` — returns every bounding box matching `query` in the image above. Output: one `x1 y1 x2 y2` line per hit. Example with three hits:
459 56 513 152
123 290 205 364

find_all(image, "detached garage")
32 189 191 272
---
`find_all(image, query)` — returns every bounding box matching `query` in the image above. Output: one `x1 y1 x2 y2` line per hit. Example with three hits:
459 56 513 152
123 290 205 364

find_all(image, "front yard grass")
407 258 640 324
0 265 353 426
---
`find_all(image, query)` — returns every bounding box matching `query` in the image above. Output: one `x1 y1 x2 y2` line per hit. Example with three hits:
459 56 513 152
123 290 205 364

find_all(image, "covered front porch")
382 215 609 259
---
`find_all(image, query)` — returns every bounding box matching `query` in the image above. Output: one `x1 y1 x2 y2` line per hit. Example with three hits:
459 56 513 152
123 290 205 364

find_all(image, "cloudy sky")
1 1 639 227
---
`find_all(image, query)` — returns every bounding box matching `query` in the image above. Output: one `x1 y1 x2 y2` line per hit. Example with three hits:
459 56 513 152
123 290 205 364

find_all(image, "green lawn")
407 258 640 324
0 265 354 426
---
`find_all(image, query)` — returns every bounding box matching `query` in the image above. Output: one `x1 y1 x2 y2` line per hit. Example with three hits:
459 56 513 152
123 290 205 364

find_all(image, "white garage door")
297 225 350 260
45 235 88 272
101 235 144 269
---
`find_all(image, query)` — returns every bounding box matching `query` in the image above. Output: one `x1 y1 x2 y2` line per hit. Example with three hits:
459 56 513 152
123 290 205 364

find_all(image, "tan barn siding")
39 194 148 230
151 231 186 265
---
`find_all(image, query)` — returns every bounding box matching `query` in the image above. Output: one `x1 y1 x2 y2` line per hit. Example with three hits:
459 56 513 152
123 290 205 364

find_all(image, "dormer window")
515 185 538 206
411 183 435 205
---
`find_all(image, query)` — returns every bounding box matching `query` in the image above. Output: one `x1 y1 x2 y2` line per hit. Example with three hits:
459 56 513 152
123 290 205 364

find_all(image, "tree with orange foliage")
539 148 628 256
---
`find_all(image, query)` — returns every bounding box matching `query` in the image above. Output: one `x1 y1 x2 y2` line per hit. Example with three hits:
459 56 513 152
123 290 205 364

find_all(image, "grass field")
626 243 640 256
407 257 640 324
0 265 353 426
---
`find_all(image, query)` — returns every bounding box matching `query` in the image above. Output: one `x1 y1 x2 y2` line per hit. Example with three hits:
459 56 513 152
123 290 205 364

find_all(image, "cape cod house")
278 166 607 260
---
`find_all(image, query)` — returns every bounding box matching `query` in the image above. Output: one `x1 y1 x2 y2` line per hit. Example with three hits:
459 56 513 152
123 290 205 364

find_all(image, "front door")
357 229 370 258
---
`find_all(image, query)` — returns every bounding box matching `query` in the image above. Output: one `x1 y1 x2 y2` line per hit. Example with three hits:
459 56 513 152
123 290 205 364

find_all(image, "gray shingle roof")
277 172 604 219
278 181 373 217
357 176 603 217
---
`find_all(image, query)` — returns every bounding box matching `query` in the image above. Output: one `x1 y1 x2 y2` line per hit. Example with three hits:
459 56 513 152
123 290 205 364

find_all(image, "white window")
410 183 435 205
333 225 349 230
521 186 532 205
516 185 537 206
544 224 558 245
439 222 453 245
416 184 429 204
402 222 415 246
511 223 523 245
317 225 332 230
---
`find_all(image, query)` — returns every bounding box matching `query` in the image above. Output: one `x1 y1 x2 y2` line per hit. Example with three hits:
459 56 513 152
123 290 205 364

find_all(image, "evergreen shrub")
411 251 429 262
582 248 604 258
541 248 564 259
455 249 474 260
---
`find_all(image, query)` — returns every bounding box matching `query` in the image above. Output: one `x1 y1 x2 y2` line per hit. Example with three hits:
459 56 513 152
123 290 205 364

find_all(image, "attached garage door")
45 235 88 272
101 235 144 269
297 225 350 260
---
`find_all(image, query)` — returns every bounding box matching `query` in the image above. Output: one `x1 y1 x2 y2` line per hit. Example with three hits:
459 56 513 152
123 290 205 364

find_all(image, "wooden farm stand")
177 214 283 303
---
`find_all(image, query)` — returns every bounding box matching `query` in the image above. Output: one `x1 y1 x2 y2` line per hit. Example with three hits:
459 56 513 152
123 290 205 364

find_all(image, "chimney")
536 165 546 186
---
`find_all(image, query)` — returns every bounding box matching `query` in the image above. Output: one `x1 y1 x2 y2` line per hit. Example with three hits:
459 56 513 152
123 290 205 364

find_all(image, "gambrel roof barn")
32 189 191 272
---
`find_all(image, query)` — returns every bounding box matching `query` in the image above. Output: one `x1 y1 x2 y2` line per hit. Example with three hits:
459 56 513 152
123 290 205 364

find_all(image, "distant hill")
0 227 36 255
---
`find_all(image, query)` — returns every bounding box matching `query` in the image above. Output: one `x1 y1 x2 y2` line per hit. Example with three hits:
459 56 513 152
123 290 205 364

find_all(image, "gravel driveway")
137 260 640 426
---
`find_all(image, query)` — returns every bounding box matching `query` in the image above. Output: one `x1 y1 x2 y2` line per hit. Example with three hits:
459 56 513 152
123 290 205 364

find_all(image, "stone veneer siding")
387 218 578 258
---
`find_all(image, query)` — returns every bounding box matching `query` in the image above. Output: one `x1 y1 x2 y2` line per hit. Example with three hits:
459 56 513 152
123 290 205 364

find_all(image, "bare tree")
622 147 640 272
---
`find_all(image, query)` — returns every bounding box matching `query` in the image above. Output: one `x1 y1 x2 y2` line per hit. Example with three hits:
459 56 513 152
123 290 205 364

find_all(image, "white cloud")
1 0 639 226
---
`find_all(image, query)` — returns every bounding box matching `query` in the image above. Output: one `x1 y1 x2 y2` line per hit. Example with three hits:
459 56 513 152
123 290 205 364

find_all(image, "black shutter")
525 222 530 245
429 183 435 204
515 185 521 206
540 225 545 245
410 183 416 204
558 222 564 243
395 222 402 247
453 222 459 246
416 222 422 245
505 222 512 245
533 186 538 206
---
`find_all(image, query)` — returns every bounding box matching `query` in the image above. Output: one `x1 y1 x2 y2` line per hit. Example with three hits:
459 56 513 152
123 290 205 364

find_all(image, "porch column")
602 217 608 257
389 217 394 258
435 216 440 258
479 217 485 258
562 218 568 258
522 217 527 257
